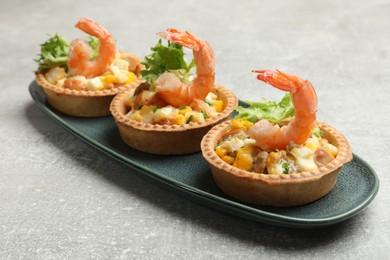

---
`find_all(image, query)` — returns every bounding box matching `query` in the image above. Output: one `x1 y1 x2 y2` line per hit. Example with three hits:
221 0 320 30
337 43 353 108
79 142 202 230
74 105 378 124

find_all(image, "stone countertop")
1 0 388 259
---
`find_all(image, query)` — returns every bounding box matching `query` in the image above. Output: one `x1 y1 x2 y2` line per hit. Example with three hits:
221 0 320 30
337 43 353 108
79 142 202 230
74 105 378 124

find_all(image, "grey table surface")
1 0 389 259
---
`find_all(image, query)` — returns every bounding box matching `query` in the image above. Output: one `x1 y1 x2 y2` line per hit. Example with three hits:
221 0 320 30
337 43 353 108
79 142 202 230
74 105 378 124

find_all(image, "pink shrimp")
248 70 318 151
68 18 116 78
154 28 215 107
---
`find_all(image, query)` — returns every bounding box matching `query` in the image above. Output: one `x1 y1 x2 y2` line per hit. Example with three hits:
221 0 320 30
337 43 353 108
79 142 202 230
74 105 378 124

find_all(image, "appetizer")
35 18 142 117
110 29 238 155
201 70 352 206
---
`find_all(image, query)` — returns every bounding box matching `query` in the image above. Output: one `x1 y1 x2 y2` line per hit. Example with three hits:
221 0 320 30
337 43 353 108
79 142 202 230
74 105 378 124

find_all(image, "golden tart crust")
35 73 141 117
201 120 353 207
110 84 238 155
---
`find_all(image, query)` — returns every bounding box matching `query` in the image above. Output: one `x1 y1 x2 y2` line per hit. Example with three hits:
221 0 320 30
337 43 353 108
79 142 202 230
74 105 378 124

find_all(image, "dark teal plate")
29 81 379 228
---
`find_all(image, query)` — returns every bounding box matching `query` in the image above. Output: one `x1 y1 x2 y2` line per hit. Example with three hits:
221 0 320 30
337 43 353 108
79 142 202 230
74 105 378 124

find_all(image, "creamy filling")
44 52 138 90
124 90 224 125
215 119 338 174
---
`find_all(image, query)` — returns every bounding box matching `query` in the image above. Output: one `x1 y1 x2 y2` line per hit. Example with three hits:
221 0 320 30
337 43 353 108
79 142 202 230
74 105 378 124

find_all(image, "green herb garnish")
201 111 209 119
186 115 194 124
311 127 325 137
281 161 290 174
140 39 195 85
35 34 70 73
234 93 294 123
35 34 100 73
204 99 213 106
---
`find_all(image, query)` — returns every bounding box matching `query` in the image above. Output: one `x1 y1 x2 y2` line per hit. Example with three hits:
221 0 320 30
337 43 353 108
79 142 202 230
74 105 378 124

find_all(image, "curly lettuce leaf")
35 34 70 73
234 93 295 123
140 39 195 85
35 35 100 73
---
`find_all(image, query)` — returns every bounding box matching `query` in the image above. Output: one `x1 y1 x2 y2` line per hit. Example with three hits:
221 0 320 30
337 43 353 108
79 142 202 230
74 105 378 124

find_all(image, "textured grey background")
1 0 389 259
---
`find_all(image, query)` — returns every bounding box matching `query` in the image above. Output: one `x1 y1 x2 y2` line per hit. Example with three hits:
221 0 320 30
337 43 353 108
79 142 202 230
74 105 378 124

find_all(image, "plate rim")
29 81 380 228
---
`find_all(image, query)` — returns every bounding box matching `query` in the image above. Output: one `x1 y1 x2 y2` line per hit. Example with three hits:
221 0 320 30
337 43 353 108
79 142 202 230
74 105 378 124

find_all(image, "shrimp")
154 28 215 107
68 18 116 79
248 70 318 151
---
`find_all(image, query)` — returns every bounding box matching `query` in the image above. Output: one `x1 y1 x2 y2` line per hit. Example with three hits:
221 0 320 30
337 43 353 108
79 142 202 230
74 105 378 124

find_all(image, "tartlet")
110 28 238 154
110 84 238 155
35 61 141 117
201 120 353 207
34 18 142 117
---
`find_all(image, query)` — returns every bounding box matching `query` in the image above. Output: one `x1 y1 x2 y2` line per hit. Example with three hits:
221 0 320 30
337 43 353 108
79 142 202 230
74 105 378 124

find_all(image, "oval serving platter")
29 81 380 228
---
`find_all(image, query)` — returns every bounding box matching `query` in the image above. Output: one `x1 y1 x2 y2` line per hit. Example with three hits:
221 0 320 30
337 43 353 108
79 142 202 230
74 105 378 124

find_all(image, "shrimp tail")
76 18 111 40
157 29 202 51
252 70 306 93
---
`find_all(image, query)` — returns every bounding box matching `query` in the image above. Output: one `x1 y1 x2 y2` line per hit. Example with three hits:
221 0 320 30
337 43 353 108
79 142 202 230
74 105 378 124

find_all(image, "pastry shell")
201 120 353 207
35 73 141 117
110 84 238 155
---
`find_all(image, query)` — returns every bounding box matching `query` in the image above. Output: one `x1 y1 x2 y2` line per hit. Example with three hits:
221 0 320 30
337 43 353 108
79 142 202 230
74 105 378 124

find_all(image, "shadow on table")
25 101 366 251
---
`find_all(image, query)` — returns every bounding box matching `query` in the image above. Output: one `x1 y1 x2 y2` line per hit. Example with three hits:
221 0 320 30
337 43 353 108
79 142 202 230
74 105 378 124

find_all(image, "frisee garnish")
140 39 195 85
234 93 294 123
34 34 100 73
35 34 70 73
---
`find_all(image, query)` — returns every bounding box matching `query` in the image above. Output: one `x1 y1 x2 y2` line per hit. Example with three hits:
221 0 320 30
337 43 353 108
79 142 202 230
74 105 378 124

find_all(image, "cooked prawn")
68 18 116 78
154 28 215 107
248 70 318 151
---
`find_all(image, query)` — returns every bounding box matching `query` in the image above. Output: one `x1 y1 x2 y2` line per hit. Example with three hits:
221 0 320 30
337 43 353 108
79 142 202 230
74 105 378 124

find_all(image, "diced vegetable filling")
215 118 338 174
123 39 224 126
124 90 224 125
43 52 138 91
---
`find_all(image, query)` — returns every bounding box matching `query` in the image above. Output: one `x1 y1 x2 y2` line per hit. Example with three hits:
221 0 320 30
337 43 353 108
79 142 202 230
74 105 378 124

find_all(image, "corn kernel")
241 145 253 154
233 148 253 171
222 155 235 164
102 74 116 86
126 72 136 84
213 100 224 112
231 118 243 130
230 118 253 130
267 151 280 165
243 120 253 130
305 137 320 152
215 146 227 157
179 106 192 115
175 114 186 125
